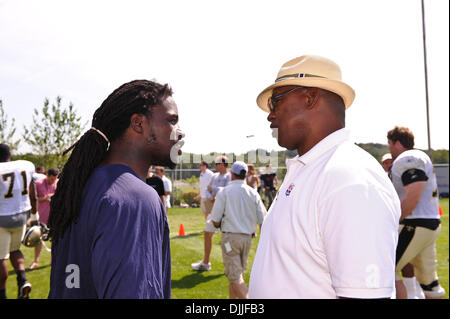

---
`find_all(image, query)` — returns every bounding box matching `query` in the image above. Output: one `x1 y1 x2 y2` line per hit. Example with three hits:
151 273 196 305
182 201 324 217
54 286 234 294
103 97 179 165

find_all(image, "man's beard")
146 135 184 170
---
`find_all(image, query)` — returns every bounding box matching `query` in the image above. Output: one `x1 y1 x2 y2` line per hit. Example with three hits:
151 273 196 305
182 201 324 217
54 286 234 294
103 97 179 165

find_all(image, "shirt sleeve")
91 197 170 299
318 183 399 299
393 155 428 186
211 188 226 223
165 179 172 192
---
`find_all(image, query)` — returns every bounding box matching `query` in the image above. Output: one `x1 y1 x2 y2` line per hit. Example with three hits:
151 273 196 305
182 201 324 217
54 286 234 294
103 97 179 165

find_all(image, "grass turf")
5 199 449 299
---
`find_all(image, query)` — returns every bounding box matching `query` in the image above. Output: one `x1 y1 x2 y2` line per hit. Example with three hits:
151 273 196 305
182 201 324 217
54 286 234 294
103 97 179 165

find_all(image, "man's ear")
130 113 145 134
305 87 320 109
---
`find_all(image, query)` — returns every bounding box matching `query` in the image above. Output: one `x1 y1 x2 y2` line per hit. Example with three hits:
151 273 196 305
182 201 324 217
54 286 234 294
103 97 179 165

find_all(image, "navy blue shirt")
48 164 171 299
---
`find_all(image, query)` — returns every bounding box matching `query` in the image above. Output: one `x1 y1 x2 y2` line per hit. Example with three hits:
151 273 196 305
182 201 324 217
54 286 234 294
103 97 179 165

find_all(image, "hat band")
275 73 325 83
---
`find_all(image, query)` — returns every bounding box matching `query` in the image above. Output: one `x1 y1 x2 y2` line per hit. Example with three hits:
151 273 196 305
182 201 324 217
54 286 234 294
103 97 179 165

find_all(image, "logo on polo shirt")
285 183 295 196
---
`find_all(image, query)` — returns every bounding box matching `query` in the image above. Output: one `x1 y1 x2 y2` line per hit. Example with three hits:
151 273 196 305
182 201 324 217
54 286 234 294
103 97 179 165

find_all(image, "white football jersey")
391 149 439 219
0 160 35 216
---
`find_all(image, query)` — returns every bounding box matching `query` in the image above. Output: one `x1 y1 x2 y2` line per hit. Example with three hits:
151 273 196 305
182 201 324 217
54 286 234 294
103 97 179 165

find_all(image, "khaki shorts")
395 223 443 294
0 224 26 259
221 232 252 284
201 198 213 215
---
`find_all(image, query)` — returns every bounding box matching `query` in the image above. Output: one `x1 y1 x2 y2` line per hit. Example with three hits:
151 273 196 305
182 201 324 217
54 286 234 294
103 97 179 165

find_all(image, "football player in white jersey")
388 126 445 299
0 144 38 299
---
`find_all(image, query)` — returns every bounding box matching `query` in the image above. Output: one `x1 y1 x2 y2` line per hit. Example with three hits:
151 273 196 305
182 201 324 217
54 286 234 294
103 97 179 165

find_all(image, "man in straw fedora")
249 55 401 299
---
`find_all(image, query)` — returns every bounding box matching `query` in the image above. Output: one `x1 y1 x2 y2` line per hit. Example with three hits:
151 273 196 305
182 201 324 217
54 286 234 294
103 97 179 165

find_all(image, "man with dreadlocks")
48 80 184 299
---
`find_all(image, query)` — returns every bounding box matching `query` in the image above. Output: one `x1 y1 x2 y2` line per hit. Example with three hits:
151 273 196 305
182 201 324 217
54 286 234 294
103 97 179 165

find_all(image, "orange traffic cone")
178 223 186 236
439 205 444 216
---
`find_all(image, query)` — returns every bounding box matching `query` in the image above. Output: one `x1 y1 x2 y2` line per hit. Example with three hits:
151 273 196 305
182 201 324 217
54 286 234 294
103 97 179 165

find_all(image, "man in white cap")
211 161 266 299
381 153 393 173
249 55 401 299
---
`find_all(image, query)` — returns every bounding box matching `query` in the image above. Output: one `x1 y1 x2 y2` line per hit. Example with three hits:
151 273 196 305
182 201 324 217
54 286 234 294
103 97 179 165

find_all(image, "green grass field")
5 199 449 299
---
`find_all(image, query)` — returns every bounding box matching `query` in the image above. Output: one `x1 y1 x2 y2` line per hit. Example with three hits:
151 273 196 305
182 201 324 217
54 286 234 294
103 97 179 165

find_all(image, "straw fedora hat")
256 55 355 112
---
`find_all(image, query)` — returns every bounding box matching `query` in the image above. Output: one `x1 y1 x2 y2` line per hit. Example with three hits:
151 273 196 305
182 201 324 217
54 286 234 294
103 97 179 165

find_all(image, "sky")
0 0 448 156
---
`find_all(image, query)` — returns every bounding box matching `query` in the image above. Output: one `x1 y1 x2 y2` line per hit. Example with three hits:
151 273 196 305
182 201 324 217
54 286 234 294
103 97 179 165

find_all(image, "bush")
182 190 200 206
172 188 183 206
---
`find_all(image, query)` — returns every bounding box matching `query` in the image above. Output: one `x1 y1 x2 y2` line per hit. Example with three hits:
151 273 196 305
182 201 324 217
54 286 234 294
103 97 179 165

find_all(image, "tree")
22 96 87 169
0 99 20 151
431 149 449 164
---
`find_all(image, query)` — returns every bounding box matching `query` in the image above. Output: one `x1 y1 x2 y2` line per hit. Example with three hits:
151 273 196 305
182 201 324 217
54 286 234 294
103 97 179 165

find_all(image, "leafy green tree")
431 149 449 164
0 99 20 151
22 96 87 168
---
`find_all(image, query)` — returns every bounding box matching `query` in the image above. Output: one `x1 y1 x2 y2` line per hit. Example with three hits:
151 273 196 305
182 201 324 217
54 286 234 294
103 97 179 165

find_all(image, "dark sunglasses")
268 86 307 113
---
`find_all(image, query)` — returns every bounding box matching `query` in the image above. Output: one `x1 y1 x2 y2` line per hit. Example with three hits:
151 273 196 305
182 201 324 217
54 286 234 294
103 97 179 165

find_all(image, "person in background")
382 151 422 298
197 160 214 221
388 126 445 299
381 153 393 173
34 166 47 182
211 161 266 299
257 168 264 199
146 165 166 212
28 168 59 270
259 163 278 209
156 166 172 212
0 143 37 299
191 155 231 271
246 164 260 190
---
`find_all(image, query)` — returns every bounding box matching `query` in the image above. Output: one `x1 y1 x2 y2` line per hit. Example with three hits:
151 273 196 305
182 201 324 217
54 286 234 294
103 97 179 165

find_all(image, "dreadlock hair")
48 80 173 240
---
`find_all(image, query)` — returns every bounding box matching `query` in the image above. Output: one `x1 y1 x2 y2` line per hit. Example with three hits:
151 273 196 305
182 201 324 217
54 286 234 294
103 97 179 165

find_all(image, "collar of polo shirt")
287 128 351 167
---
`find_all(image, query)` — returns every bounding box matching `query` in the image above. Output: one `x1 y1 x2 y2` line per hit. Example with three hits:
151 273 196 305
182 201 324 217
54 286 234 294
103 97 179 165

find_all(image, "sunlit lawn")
5 199 449 299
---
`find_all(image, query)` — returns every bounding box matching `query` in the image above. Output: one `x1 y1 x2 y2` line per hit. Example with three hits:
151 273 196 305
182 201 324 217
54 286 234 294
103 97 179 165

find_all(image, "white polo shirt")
199 169 214 199
211 180 266 235
249 129 401 299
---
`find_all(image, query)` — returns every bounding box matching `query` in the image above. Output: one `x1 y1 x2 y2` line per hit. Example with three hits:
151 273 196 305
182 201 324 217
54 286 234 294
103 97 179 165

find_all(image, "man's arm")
211 189 226 228
160 195 166 212
400 181 427 221
206 176 215 199
28 180 37 216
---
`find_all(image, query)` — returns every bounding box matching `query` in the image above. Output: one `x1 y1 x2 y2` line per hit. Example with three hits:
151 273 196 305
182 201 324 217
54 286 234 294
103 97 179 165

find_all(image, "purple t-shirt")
48 164 171 299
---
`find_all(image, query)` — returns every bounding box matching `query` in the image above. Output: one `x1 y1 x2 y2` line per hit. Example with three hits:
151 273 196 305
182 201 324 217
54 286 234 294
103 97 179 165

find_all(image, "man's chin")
277 139 297 151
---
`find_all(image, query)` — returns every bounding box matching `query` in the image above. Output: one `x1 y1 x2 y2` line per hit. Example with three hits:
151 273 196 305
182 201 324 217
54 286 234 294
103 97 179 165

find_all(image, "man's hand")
27 212 40 227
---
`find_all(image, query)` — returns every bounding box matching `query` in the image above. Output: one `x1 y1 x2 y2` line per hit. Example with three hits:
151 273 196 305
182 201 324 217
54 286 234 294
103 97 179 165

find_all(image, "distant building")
434 164 449 198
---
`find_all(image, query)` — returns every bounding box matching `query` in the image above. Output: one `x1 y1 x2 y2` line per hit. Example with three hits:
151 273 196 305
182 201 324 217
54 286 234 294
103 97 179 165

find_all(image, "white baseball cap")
231 161 248 176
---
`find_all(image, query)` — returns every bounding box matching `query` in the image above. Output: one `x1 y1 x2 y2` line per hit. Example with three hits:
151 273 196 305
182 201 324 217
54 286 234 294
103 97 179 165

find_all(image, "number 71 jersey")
0 160 36 216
